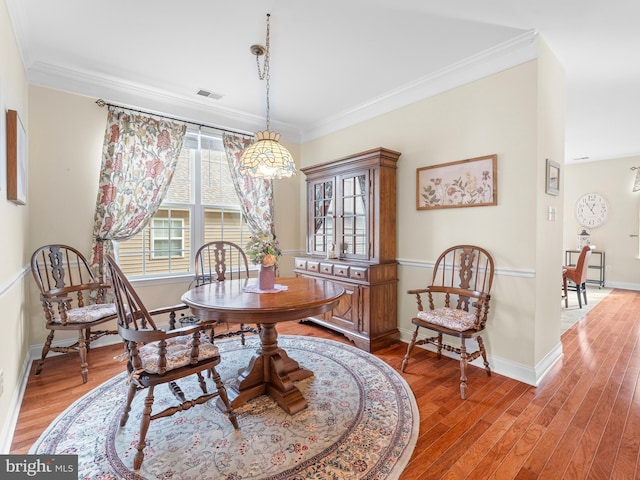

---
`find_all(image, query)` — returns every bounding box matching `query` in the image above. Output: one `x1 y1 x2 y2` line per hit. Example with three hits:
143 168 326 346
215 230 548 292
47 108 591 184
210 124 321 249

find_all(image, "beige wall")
25 87 120 350
564 155 640 288
534 39 566 362
0 0 30 450
300 38 566 383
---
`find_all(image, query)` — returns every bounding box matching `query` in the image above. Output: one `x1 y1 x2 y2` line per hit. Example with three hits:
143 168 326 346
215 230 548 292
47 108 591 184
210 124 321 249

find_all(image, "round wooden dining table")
181 276 344 414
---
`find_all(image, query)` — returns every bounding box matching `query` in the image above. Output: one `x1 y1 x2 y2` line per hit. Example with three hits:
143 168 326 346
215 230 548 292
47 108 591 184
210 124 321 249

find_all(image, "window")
150 218 184 259
117 126 252 278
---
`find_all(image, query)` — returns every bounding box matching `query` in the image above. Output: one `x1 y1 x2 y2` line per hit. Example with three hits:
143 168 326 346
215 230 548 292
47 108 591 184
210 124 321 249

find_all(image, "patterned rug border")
31 335 419 480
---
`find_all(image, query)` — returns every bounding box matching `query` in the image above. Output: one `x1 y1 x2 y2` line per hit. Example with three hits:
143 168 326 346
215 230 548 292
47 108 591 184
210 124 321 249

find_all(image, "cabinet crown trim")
301 147 400 176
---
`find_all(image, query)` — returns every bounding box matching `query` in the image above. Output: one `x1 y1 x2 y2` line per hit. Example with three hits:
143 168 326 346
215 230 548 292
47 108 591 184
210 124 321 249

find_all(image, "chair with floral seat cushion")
31 244 119 383
401 245 495 400
186 241 257 344
104 254 239 470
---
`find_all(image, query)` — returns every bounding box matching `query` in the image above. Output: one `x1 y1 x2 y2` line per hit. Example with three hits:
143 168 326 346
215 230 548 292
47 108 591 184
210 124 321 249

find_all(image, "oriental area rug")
30 335 419 480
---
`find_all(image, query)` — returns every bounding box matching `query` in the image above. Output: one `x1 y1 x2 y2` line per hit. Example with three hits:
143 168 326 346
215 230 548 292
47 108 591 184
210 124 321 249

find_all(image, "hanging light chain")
254 14 272 131
241 13 297 178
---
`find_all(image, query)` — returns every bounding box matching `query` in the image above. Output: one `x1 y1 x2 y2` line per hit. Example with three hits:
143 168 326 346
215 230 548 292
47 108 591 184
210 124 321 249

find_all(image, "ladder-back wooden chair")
31 244 118 383
188 241 257 344
401 245 495 399
104 255 239 470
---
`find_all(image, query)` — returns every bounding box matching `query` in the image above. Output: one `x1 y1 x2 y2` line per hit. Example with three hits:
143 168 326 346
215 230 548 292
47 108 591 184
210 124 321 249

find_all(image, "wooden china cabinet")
294 147 400 352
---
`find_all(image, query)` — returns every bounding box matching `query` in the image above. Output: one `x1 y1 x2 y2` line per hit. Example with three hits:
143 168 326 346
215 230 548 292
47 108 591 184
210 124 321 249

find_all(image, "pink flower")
127 211 146 229
101 216 114 234
100 185 117 204
262 254 277 267
157 129 171 149
110 152 123 172
145 158 164 178
109 124 120 143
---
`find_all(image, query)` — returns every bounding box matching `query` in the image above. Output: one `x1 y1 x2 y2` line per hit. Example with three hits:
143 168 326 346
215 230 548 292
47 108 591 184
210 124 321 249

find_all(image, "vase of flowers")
245 232 281 290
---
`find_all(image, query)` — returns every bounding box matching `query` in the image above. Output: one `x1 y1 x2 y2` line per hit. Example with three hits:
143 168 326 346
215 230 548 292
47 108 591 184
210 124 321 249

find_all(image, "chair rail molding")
0 264 30 298
398 258 535 279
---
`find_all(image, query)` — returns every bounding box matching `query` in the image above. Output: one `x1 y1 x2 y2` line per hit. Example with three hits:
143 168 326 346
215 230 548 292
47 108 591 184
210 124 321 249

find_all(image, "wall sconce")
632 166 640 192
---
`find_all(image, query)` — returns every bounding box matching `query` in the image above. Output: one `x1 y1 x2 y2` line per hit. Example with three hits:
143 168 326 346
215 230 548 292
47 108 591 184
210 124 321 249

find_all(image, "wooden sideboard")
294 147 400 352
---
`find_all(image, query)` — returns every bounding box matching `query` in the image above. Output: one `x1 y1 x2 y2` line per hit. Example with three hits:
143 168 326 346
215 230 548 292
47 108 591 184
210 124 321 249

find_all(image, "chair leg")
240 324 246 346
477 336 491 376
436 333 444 358
576 283 583 309
563 276 569 308
459 338 468 400
210 367 239 430
401 327 419 372
120 381 138 427
196 371 208 393
77 330 89 383
134 386 155 470
85 327 91 352
35 330 55 375
582 282 588 306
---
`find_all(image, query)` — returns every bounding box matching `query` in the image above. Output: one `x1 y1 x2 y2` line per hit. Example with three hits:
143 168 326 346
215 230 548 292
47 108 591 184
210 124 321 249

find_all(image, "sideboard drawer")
320 263 334 275
334 264 350 278
350 267 368 281
294 258 307 270
307 261 320 272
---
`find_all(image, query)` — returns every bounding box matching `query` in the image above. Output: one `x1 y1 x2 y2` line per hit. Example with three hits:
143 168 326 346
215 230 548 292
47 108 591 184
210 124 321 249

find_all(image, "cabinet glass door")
339 173 368 259
309 179 334 255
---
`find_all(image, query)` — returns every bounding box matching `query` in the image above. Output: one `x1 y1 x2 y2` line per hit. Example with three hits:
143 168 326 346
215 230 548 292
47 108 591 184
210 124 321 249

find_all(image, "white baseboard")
605 281 640 291
2 335 125 454
397 327 563 388
1 353 35 453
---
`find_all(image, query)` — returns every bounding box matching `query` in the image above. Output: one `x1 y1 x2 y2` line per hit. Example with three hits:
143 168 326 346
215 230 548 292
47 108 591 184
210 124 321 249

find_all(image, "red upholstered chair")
401 245 494 400
563 246 593 308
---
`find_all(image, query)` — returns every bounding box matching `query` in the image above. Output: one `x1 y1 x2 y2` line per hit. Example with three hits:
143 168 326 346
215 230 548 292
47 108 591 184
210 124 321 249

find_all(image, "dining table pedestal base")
218 322 313 415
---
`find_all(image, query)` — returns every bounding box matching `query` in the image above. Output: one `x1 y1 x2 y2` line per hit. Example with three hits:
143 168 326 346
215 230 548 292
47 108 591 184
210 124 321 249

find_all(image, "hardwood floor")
10 288 640 478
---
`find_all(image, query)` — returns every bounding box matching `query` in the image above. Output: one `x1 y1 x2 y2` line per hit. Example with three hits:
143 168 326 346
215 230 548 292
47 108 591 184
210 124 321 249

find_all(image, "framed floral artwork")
416 154 497 210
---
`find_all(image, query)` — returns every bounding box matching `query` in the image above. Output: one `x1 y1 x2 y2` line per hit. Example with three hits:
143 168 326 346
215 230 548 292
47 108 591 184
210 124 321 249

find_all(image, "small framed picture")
6 109 27 205
545 159 560 196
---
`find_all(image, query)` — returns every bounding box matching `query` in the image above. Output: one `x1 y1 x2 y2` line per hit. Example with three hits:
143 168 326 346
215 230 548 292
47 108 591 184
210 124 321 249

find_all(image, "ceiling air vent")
196 89 223 101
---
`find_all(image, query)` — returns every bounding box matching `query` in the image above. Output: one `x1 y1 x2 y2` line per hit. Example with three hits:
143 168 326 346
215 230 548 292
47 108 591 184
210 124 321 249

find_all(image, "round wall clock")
575 192 609 228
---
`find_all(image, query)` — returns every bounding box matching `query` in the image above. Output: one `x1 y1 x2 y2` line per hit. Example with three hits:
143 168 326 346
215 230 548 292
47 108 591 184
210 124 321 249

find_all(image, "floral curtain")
222 133 276 236
90 106 187 278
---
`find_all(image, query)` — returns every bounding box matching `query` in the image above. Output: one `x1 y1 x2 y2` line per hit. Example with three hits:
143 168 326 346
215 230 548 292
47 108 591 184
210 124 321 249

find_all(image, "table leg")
223 322 313 414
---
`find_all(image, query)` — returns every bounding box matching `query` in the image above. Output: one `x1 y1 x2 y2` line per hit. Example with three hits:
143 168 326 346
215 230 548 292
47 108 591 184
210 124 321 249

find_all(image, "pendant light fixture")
240 14 296 179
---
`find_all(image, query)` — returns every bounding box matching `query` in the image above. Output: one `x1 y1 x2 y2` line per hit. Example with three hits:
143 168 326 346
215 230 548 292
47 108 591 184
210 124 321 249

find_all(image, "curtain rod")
95 99 253 138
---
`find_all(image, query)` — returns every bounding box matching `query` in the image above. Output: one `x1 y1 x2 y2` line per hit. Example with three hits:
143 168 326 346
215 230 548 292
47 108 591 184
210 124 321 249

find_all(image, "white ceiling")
5 0 640 162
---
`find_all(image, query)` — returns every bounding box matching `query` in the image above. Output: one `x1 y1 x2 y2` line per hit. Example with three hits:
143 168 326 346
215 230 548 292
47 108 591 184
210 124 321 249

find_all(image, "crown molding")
25 29 538 146
4 0 32 68
27 61 301 142
300 29 539 142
